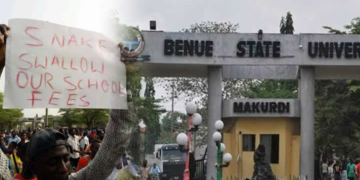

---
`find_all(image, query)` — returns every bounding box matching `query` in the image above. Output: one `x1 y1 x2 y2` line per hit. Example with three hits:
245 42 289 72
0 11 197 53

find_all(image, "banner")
4 19 127 109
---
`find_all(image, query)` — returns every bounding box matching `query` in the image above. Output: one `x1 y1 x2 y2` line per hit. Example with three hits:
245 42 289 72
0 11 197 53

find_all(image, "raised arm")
0 144 13 154
69 109 132 180
0 24 10 78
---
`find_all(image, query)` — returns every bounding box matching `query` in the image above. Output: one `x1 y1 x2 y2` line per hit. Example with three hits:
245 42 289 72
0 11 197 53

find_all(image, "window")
260 134 279 164
242 134 255 151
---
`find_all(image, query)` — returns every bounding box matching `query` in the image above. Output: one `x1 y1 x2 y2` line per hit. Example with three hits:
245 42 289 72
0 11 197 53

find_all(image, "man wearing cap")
0 24 133 180
27 111 131 180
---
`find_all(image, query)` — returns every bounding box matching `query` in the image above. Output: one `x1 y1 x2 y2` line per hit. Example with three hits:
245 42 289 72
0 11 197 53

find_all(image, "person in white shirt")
67 128 82 171
79 131 90 151
322 161 329 180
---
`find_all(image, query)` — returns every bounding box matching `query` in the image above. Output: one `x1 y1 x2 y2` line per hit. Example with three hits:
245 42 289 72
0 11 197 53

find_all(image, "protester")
20 132 29 143
328 160 335 180
76 140 100 172
0 136 13 154
348 159 357 180
13 142 37 180
357 159 360 180
115 154 140 180
59 128 64 134
0 25 12 180
84 130 104 153
0 24 9 76
106 158 123 180
26 109 131 180
140 160 149 180
26 132 32 142
322 160 329 180
67 128 82 171
0 147 12 180
1 130 5 138
8 142 22 175
97 130 105 142
79 131 90 152
334 161 341 180
8 130 21 145
90 130 97 143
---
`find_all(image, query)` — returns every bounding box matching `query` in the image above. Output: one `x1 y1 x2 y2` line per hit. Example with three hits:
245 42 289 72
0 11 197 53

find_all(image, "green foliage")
157 111 187 144
318 17 360 159
161 111 187 132
58 109 108 129
74 109 109 129
280 12 295 34
322 26 346 34
239 80 297 98
315 80 360 158
323 17 360 35
182 21 239 33
0 92 23 131
58 108 79 128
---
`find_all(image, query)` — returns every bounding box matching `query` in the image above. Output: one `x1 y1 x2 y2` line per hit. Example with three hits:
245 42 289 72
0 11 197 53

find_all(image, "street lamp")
212 120 232 180
215 153 233 169
186 102 197 115
220 143 226 153
181 102 197 180
176 133 188 152
190 113 202 132
215 120 224 131
212 132 222 143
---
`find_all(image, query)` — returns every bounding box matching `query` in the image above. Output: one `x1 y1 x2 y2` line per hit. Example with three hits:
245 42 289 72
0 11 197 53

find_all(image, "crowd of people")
321 159 360 180
0 127 164 180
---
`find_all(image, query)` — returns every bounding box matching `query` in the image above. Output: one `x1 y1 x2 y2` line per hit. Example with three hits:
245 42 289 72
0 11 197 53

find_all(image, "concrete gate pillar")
300 67 315 180
32 121 35 130
207 66 222 180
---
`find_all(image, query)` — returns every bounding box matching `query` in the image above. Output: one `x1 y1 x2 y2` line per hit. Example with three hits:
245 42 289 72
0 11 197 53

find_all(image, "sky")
1 0 360 117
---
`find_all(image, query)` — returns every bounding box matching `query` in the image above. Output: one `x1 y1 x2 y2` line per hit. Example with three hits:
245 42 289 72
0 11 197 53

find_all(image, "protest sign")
4 19 127 109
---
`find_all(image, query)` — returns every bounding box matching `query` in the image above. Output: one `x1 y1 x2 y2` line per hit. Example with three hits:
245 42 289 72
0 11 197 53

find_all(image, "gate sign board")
4 19 127 109
222 99 300 118
140 31 360 66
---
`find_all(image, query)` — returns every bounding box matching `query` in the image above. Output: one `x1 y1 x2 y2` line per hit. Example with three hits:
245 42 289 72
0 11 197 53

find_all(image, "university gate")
123 30 360 180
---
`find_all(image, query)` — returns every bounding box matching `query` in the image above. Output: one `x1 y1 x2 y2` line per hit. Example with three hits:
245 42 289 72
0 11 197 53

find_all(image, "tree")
74 109 109 129
58 108 79 128
161 111 187 132
0 92 23 131
316 17 360 160
280 12 295 34
157 111 188 144
323 17 360 34
315 80 360 159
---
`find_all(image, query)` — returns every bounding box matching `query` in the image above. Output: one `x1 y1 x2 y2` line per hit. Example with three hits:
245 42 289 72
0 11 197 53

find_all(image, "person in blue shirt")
150 163 161 175
7 130 20 146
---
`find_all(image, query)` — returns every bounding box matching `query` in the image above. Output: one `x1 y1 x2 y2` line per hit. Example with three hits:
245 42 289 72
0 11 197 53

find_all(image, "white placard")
4 19 127 109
